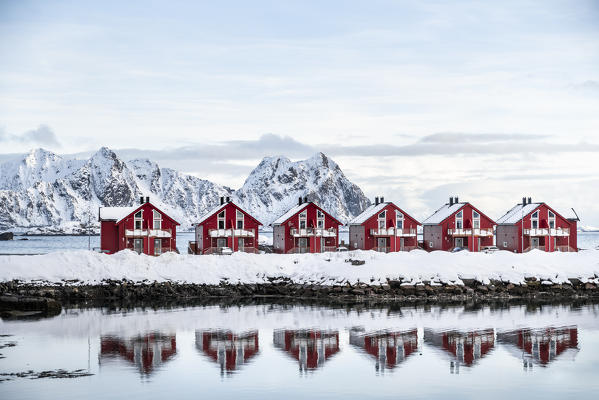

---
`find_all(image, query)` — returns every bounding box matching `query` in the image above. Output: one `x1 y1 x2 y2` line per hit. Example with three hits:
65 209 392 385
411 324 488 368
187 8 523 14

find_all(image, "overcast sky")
1 0 598 225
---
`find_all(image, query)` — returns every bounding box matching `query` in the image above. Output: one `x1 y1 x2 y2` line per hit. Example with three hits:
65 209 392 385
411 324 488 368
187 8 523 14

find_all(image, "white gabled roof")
496 203 541 225
195 203 228 226
99 206 138 222
422 202 466 225
348 202 389 225
272 202 310 225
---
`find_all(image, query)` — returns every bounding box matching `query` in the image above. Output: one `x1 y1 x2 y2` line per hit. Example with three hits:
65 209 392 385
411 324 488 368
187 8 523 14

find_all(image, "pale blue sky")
1 0 599 224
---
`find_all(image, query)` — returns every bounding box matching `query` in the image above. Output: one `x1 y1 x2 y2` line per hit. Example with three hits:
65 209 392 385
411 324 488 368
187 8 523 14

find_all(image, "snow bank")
1 249 598 286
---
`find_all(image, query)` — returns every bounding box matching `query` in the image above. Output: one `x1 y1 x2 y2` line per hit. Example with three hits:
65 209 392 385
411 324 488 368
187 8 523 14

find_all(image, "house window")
317 210 325 229
134 211 143 230
472 210 480 229
154 238 162 255
503 241 508 248
531 211 539 229
218 210 226 229
378 211 386 229
429 241 434 248
236 210 244 229
299 210 307 229
153 210 162 229
456 210 463 229
548 210 555 229
396 211 404 230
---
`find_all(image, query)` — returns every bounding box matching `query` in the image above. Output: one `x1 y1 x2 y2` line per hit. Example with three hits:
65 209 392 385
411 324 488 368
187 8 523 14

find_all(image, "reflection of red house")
424 329 495 372
100 333 177 375
273 329 340 371
498 326 578 367
195 330 259 374
349 329 418 372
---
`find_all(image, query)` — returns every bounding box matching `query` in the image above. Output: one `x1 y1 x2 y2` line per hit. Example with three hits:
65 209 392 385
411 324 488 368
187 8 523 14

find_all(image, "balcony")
125 228 173 238
370 227 417 237
523 227 570 237
208 228 255 238
447 228 493 237
290 227 337 237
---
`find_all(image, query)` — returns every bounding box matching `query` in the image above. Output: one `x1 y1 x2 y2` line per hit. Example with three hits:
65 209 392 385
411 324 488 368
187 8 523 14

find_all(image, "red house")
272 197 342 254
190 197 262 255
349 329 418 371
498 326 578 367
348 197 420 252
98 196 179 255
195 330 259 374
273 329 340 371
424 329 495 371
422 197 495 252
495 198 578 253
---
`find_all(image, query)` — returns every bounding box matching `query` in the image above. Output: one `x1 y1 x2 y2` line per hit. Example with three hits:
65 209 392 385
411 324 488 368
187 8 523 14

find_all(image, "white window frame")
236 210 244 229
456 210 463 230
531 211 539 229
472 210 480 230
396 211 404 230
317 210 325 229
378 210 386 229
218 210 226 229
299 210 307 230
503 241 508 248
548 210 555 229
154 238 162 255
153 210 162 230
134 210 143 230
429 241 434 248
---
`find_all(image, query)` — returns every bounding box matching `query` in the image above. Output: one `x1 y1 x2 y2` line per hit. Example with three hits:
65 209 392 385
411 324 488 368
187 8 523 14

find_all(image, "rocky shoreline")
1 276 599 313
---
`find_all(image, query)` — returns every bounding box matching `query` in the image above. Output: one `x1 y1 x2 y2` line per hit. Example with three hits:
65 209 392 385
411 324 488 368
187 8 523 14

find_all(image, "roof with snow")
272 202 310 225
422 202 467 225
194 201 262 226
348 202 389 225
496 203 541 225
98 206 138 222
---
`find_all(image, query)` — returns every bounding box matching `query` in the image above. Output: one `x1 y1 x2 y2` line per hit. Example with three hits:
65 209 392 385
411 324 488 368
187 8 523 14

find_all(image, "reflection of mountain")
424 329 494 373
349 329 418 372
273 329 340 372
100 333 177 376
498 326 578 368
195 330 259 375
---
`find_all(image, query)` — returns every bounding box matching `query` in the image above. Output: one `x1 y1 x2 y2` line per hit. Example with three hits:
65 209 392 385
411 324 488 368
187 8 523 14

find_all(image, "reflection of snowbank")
1 248 599 286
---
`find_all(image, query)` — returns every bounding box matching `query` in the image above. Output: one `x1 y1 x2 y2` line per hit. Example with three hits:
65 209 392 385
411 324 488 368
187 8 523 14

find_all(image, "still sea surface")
1 232 598 255
1 302 599 399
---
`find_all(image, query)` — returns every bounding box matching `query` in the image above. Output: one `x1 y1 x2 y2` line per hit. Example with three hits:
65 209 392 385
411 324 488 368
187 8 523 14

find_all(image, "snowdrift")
1 249 598 286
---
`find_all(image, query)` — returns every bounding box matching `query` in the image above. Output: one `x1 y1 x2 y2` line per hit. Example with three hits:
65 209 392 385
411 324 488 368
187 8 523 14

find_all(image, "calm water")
0 232 597 255
1 302 599 399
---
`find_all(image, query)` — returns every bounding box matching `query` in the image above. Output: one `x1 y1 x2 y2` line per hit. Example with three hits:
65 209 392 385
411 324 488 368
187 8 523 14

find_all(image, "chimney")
528 197 532 205
303 196 308 204
226 196 230 203
298 197 302 206
140 196 144 205
220 196 224 205
375 197 379 206
145 196 149 203
449 196 453 206
455 196 459 204
380 196 384 203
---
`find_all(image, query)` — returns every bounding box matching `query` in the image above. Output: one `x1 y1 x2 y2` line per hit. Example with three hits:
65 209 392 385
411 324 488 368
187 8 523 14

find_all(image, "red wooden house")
273 329 340 371
272 197 341 254
190 197 262 255
348 197 420 252
495 197 578 253
98 196 179 255
195 330 259 374
422 197 495 252
349 329 418 371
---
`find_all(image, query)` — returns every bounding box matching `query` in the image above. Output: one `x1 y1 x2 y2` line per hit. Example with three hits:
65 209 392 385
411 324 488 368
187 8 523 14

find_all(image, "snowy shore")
1 249 598 286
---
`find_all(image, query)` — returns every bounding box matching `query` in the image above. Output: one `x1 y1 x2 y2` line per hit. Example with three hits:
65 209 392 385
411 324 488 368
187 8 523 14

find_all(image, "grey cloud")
0 125 61 147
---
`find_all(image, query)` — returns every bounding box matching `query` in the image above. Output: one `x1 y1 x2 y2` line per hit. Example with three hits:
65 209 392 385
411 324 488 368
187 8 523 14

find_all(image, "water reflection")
273 329 340 372
195 330 259 375
424 329 495 373
349 329 418 373
498 326 579 368
99 332 177 376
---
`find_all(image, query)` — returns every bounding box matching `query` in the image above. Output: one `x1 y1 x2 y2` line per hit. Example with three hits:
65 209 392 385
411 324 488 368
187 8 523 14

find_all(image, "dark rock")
0 232 13 241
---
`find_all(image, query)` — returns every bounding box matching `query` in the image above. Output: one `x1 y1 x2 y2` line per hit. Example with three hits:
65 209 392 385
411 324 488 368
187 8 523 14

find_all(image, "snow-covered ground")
1 248 598 286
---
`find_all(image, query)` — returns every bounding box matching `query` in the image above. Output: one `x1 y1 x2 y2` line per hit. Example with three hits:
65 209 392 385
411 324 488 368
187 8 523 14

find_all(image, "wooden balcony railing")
290 227 337 237
125 228 173 238
523 228 570 236
375 246 390 253
370 227 417 237
208 228 255 238
447 228 493 236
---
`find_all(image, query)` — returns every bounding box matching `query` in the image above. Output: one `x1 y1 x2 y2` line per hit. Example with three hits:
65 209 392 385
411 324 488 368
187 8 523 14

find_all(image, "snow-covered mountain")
0 148 369 233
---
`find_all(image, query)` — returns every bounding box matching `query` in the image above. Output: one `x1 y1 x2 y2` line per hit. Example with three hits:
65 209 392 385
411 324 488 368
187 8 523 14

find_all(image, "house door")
531 237 540 249
299 238 308 253
476 238 481 252
154 238 162 256
400 238 405 251
238 238 244 252
377 237 387 252
217 238 227 249
320 238 325 253
454 237 464 249
134 239 143 254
